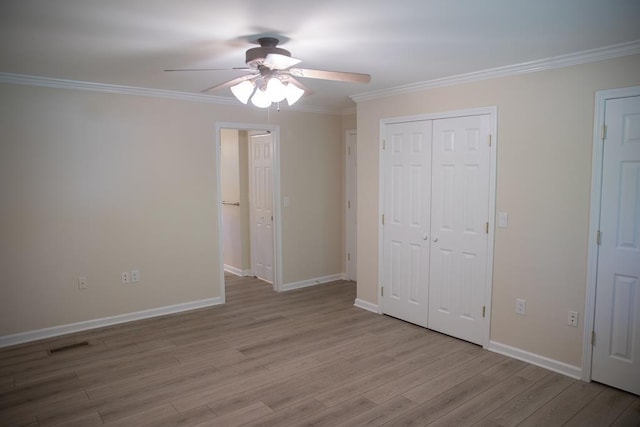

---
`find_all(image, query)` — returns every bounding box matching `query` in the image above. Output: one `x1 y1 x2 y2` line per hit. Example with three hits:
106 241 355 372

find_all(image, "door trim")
582 85 640 382
378 106 498 348
345 129 357 281
215 122 283 298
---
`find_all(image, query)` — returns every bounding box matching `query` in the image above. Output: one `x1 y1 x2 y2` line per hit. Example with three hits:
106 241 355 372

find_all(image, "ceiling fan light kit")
230 76 304 108
265 77 287 102
250 87 271 108
229 80 255 104
284 82 305 105
166 37 371 109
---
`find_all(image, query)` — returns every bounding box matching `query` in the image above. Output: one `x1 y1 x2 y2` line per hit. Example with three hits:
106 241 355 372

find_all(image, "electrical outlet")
568 311 579 327
131 269 140 283
121 272 130 284
515 298 526 315
78 276 87 290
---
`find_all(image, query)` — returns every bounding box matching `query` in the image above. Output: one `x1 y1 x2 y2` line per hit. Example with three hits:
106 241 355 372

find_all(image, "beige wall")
279 113 345 282
0 83 344 336
356 54 640 367
341 113 356 133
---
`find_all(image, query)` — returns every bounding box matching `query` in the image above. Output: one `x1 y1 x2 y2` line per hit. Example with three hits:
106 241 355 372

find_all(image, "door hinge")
381 286 384 297
348 200 351 209
347 253 351 261
271 215 274 221
596 230 601 245
348 146 351 156
382 139 386 150
382 214 385 225
592 330 596 346
488 134 492 147
482 306 486 318
601 124 607 141
485 222 489 234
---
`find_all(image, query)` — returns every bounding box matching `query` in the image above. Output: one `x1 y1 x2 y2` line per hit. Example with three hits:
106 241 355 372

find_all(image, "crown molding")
0 72 340 115
0 72 241 105
351 40 640 103
341 107 357 116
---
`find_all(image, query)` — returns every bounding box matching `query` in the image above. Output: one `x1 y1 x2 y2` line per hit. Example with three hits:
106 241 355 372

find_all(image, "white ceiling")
1 0 639 111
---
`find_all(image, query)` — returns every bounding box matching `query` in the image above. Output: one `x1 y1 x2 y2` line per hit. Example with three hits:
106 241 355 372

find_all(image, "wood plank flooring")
1 274 638 426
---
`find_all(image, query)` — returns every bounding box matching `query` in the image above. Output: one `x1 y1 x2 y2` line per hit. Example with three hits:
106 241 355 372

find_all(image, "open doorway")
215 122 282 302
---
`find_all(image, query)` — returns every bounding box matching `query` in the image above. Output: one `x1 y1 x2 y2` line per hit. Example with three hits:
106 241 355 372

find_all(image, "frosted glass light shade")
265 78 286 103
285 83 305 106
230 80 255 104
250 88 271 108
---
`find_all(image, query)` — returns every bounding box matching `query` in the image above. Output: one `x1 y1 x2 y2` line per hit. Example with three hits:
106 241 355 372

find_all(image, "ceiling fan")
165 37 371 108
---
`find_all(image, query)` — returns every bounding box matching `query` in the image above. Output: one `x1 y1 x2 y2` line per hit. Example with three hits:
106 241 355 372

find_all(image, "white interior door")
346 130 358 282
428 115 491 346
381 121 432 327
592 95 640 395
249 133 274 284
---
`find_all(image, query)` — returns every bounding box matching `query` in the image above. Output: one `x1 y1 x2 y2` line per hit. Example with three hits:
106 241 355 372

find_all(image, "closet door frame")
378 106 498 348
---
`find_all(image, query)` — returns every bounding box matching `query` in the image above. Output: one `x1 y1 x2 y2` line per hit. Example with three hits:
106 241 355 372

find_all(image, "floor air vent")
47 341 90 354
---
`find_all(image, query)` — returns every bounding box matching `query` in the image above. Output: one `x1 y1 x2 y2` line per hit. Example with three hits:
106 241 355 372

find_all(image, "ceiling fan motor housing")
245 37 292 68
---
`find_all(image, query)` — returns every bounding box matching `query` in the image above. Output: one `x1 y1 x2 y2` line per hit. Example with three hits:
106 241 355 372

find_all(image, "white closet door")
592 95 640 395
428 115 491 345
381 121 432 327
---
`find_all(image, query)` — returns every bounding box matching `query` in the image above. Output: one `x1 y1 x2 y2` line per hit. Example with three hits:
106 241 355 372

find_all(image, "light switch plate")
498 212 509 228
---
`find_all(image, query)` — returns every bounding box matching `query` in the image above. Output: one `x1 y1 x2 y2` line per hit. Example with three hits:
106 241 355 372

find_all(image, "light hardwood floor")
1 274 638 426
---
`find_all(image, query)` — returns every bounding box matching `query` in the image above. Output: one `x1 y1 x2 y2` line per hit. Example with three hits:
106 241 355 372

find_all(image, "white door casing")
346 130 358 282
215 123 281 300
381 120 432 327
249 132 275 284
428 115 492 346
590 94 640 395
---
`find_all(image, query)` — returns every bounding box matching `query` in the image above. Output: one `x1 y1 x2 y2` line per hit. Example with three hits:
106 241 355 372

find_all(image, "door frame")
378 106 498 348
215 122 283 300
582 85 640 382
345 129 357 281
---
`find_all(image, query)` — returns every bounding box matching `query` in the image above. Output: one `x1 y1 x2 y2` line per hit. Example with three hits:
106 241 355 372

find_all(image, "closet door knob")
422 233 429 240
433 237 439 243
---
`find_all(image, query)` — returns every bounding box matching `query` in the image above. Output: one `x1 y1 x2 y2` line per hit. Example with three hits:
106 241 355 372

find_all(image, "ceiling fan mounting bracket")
245 37 292 68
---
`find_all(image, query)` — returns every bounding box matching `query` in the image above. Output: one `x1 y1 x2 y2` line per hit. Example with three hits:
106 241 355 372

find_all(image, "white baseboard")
354 298 380 314
488 340 582 380
0 297 224 349
224 264 251 276
281 273 345 291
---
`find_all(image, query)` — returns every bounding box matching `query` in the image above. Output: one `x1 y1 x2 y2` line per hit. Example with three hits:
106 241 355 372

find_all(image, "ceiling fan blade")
164 67 250 72
201 74 257 93
288 68 371 83
263 53 301 70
